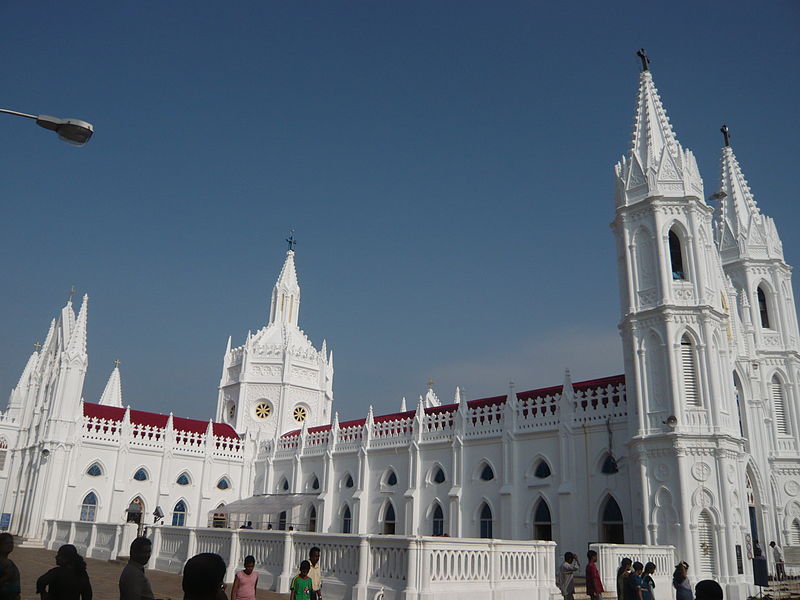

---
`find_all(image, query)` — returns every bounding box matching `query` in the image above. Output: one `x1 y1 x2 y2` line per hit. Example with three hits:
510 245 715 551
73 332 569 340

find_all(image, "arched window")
757 287 771 329
172 500 187 526
86 463 102 477
432 467 446 484
133 468 148 481
0 438 7 471
534 460 551 479
601 454 619 475
279 477 289 492
790 519 800 545
479 464 495 481
680 335 700 406
310 475 320 490
126 497 144 524
385 470 397 487
668 230 685 280
342 505 352 534
533 499 552 540
733 373 746 438
600 496 624 543
344 474 354 489
278 511 287 530
697 510 716 577
308 506 317 532
479 503 493 539
432 504 445 536
383 503 396 535
212 504 227 528
771 376 789 435
176 473 191 486
80 492 97 522
217 477 231 490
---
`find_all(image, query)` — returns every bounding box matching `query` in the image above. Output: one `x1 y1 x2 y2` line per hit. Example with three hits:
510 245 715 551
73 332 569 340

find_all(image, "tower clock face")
255 401 272 419
293 405 308 423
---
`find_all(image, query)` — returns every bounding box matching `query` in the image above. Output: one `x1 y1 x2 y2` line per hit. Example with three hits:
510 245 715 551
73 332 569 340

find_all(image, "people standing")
769 541 785 581
616 558 632 600
289 561 313 600
182 553 227 600
230 556 258 600
672 562 691 600
558 553 580 600
641 562 655 600
36 544 93 600
308 547 322 600
119 537 156 600
623 562 644 600
586 550 604 600
0 533 20 600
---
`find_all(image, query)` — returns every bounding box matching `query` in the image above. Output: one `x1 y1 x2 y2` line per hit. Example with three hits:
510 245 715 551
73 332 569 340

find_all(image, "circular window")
293 406 308 423
255 402 272 419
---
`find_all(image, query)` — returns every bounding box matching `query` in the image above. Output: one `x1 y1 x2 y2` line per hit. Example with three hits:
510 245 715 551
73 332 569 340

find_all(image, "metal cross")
34 342 42 351
114 359 121 368
721 124 731 147
636 48 651 72
286 230 297 251
67 285 76 302
427 378 435 389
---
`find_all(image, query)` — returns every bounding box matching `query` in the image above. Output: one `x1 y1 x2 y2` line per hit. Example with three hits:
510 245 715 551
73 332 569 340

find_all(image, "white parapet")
44 519 559 600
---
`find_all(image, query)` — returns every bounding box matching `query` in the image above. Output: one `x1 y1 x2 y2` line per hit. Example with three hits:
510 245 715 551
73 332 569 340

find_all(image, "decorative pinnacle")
721 124 731 147
67 285 76 302
636 48 650 72
286 229 297 251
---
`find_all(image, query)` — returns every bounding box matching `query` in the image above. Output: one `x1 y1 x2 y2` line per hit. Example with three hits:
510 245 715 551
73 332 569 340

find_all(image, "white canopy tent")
208 494 318 530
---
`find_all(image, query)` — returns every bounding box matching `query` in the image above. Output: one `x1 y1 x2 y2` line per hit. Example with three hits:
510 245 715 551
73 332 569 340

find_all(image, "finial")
286 229 297 251
114 359 121 368
33 342 42 351
67 285 76 302
721 124 731 147
427 378 435 389
636 48 650 72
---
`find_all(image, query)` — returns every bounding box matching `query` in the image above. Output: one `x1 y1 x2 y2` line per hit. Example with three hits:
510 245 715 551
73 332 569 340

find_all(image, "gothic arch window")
697 510 717 577
172 500 187 526
0 438 8 471
532 498 552 540
600 496 625 543
757 286 771 329
383 469 398 487
533 460 552 479
382 502 396 535
430 465 446 485
479 503 493 539
771 375 789 435
431 503 445 536
668 229 686 280
343 473 354 489
601 454 619 475
680 334 701 406
342 504 352 534
80 492 98 522
308 505 317 532
479 462 495 481
212 504 227 528
176 472 191 486
790 519 800 545
133 468 149 481
126 497 145 524
86 463 103 477
733 373 746 438
278 477 289 492
217 477 231 490
278 511 287 530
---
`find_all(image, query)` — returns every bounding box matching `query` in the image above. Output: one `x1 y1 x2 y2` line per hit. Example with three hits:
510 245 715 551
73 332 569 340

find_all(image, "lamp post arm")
0 108 37 120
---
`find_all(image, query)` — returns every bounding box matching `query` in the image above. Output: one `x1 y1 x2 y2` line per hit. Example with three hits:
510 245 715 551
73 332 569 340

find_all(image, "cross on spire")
721 124 731 147
114 359 121 368
34 342 42 351
67 285 76 302
427 378 435 389
636 48 651 72
286 230 297 251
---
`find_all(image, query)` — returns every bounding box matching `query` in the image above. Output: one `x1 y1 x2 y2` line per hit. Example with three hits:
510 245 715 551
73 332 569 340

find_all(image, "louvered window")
771 377 789 435
681 336 700 406
697 511 716 577
790 520 800 545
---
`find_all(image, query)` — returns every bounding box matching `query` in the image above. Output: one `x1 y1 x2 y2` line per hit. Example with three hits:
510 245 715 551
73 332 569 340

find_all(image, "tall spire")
716 129 783 262
269 250 301 326
99 361 123 407
65 294 88 359
615 51 704 206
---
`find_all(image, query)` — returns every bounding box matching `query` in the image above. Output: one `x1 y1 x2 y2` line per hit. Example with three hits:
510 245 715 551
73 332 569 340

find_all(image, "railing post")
150 525 162 564
187 528 197 561
226 530 239 583
87 523 98 558
276 531 295 592
403 537 418 600
419 538 432 597
68 521 76 544
352 535 371 600
110 525 122 560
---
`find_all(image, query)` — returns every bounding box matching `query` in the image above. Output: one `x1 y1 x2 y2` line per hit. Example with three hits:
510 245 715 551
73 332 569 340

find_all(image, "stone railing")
44 519 558 600
590 543 675 594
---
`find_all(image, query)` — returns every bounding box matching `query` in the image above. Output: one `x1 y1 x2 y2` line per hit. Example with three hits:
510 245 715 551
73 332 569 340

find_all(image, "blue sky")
1 2 798 422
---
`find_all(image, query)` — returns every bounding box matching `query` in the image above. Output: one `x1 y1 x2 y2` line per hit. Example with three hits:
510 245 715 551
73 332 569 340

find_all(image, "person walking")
119 537 157 600
558 553 580 600
616 558 632 600
0 533 20 600
623 562 644 600
672 562 691 600
308 547 322 600
36 544 92 600
641 562 655 600
289 561 313 600
770 541 785 581
182 553 227 600
586 550 604 600
229 556 258 600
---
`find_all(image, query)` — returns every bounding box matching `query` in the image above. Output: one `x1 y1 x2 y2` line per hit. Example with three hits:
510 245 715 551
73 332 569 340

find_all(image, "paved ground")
12 546 287 600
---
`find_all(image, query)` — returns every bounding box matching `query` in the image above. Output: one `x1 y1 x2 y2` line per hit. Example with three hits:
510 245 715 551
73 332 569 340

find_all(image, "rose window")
255 402 272 419
293 406 308 423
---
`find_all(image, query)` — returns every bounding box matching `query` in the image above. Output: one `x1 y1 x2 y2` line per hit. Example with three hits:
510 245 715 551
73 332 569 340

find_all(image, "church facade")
1 60 799 593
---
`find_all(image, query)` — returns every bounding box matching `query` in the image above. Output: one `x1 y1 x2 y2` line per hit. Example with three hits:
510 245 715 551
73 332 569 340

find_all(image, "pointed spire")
65 294 88 358
400 397 407 412
424 385 440 409
269 249 301 326
225 335 232 354
454 386 463 404
99 361 123 407
630 69 679 172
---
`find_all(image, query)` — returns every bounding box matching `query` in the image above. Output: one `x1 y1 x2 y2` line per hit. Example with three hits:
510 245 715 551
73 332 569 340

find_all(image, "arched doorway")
600 496 624 543
746 470 763 548
126 497 144 525
382 503 396 535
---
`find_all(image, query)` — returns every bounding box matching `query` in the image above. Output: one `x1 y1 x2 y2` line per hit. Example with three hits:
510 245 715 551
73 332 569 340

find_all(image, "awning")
209 494 318 517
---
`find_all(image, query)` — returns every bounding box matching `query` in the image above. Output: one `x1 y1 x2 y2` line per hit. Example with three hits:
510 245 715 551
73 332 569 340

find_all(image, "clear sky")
1 1 798 423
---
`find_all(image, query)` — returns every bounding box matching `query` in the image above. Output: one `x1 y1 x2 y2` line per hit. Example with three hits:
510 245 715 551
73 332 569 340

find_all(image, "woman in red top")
230 555 258 600
586 550 605 600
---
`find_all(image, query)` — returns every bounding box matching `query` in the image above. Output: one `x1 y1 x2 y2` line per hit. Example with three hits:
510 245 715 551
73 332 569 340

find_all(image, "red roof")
281 374 626 437
83 402 239 439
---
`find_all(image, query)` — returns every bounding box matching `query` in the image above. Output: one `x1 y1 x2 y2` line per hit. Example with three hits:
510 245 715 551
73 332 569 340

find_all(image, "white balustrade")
590 543 675 595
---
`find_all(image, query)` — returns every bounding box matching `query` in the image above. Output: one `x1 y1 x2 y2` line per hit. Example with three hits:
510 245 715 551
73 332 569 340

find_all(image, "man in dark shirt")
623 562 644 600
119 537 156 600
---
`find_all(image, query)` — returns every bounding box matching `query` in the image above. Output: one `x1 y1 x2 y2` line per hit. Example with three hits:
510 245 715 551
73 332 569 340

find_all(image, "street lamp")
1 108 94 145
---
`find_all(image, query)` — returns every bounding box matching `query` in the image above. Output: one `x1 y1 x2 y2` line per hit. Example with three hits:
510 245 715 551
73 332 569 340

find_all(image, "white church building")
2 58 800 594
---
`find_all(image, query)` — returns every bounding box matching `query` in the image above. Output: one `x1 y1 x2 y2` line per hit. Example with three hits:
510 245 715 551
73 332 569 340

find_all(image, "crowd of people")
558 550 727 600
